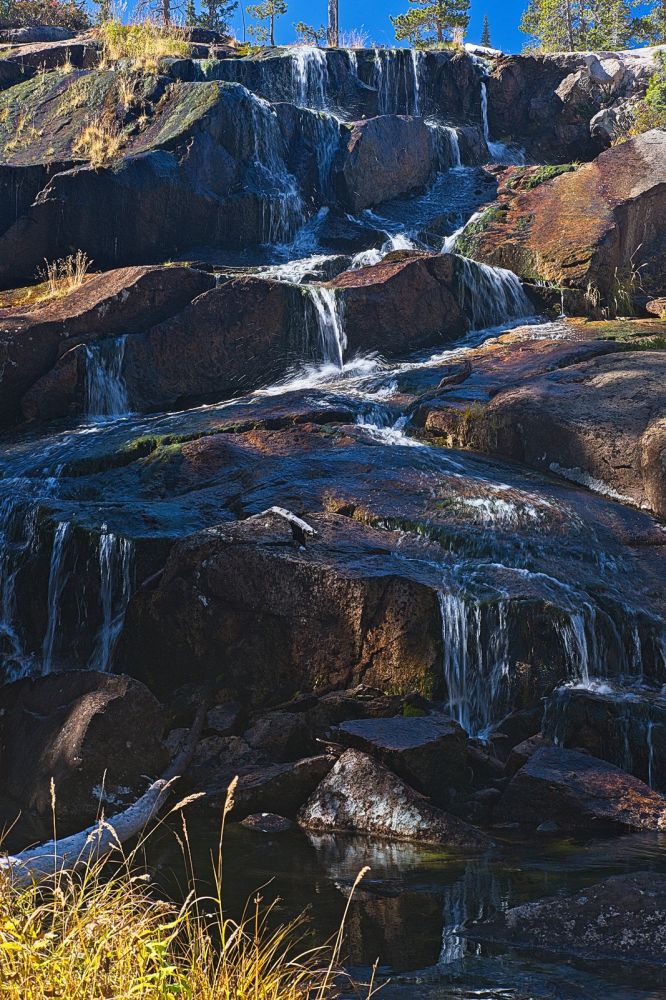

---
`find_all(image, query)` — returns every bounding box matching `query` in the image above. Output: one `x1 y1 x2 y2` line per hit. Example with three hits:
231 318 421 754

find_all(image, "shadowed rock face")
0 671 168 842
457 130 666 303
465 872 666 964
298 748 492 848
496 745 666 831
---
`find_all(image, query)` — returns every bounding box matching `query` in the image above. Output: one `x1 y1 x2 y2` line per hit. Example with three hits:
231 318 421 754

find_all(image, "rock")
465 872 666 964
489 704 543 760
1 264 215 425
505 733 551 778
205 701 243 737
299 749 492 849
329 253 469 355
240 812 293 833
647 298 666 318
243 710 312 762
543 683 666 790
0 59 23 89
0 671 168 841
495 746 666 831
333 116 433 212
459 130 666 304
3 38 99 71
333 713 470 805
206 755 336 818
420 339 666 517
308 687 405 734
0 26 77 43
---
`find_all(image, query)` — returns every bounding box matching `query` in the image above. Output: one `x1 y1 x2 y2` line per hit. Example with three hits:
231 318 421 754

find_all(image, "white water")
247 91 306 244
89 530 133 673
455 255 533 330
41 521 72 675
481 82 526 165
351 233 418 269
374 49 422 115
292 46 329 110
85 337 130 419
304 286 347 368
428 122 463 171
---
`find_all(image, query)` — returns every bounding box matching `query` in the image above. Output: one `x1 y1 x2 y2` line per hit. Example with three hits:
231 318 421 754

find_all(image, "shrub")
630 51 666 135
1 0 90 29
99 19 191 70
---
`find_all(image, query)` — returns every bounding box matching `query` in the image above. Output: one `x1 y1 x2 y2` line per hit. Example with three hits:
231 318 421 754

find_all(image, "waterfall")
292 46 329 109
454 255 533 330
85 336 130 419
481 81 526 165
441 209 484 255
373 49 422 116
247 91 305 244
41 521 72 675
89 529 133 673
439 592 510 736
428 122 462 172
304 287 347 367
0 498 39 680
310 112 341 199
351 232 418 269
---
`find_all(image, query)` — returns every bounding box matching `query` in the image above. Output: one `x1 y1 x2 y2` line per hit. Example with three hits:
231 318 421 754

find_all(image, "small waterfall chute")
304 286 347 368
89 529 133 673
85 336 130 419
41 521 73 675
427 122 462 172
481 81 525 165
454 255 533 330
246 91 306 244
292 46 330 109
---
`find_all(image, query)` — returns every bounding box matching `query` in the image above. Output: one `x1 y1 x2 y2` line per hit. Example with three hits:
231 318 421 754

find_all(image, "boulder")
495 746 666 831
0 671 168 842
298 749 492 849
3 38 99 71
543 684 666 790
243 710 313 762
0 59 23 89
333 115 433 212
647 298 666 318
205 701 243 737
205 755 336 818
466 872 666 964
1 264 215 425
504 733 551 778
458 130 666 304
420 342 666 517
0 26 77 43
241 812 293 833
333 713 470 804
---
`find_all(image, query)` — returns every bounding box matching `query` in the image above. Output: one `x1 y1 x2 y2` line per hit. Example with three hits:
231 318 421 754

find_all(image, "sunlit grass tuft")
99 19 192 71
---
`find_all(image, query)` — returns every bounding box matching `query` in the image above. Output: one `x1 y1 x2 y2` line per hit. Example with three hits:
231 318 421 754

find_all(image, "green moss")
455 204 508 259
507 163 577 191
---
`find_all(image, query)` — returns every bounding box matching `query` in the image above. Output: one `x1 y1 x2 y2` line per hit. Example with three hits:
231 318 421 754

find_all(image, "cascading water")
292 46 329 110
454 255 533 330
373 49 422 116
0 499 39 680
85 336 131 419
246 91 306 244
304 286 347 368
428 122 462 172
89 529 133 673
481 81 526 165
41 521 72 675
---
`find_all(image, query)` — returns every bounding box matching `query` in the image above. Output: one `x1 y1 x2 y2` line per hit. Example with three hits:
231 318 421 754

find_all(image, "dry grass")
99 19 192 71
0 784 376 1000
36 250 93 299
72 118 124 167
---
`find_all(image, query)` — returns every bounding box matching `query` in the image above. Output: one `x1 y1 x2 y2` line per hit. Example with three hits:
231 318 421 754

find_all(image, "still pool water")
147 819 666 999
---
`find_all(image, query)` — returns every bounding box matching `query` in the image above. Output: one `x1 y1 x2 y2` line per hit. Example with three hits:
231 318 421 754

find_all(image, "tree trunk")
162 0 170 25
270 11 275 46
565 0 575 49
327 0 339 47
437 0 444 42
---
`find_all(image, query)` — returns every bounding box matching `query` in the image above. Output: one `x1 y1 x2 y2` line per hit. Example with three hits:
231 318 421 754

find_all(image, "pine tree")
634 0 666 43
247 0 287 45
185 0 197 23
480 13 491 46
520 0 638 52
198 0 238 31
391 0 471 46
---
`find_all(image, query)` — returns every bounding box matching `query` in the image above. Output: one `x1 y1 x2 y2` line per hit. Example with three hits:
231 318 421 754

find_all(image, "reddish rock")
299 749 491 849
1 264 215 424
0 671 168 840
334 115 433 212
466 872 666 964
496 746 666 831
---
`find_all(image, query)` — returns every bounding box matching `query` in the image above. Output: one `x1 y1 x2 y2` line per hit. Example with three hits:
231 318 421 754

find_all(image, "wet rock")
243 710 312 762
206 755 336 818
489 704 543 760
333 115 433 212
329 253 468 355
496 746 666 831
240 812 293 833
543 683 666 790
332 713 470 805
0 671 168 840
505 733 551 778
299 749 492 849
459 130 666 304
465 872 666 964
2 264 214 425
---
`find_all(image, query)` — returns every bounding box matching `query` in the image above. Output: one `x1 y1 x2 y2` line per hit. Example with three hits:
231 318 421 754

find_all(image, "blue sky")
228 1 536 53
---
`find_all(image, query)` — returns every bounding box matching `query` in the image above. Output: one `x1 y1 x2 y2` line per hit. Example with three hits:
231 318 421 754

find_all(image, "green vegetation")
630 51 666 134
391 0 471 46
99 20 192 70
0 0 89 29
507 163 577 190
519 0 659 51
480 12 492 45
294 21 327 45
247 0 287 45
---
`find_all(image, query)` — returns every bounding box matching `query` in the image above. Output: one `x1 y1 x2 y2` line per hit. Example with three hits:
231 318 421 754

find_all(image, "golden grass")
72 118 124 167
37 250 93 299
0 784 376 1000
99 19 192 71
